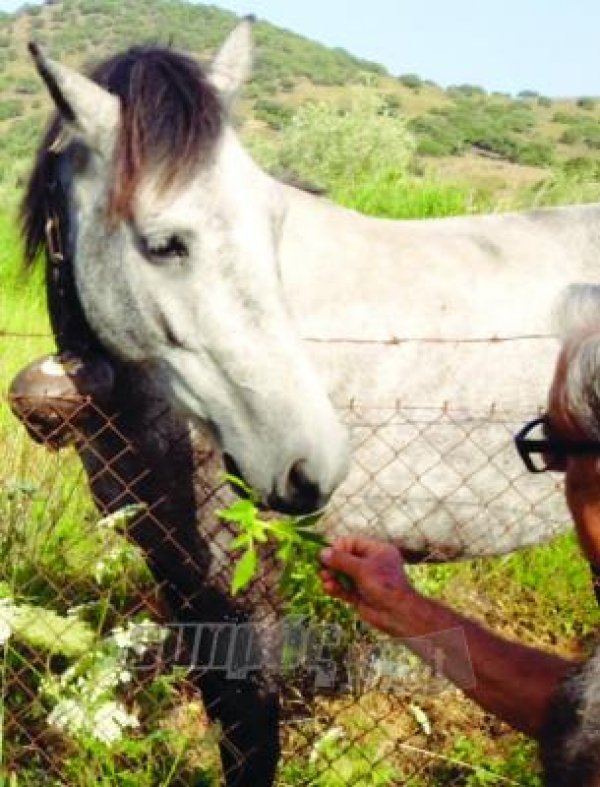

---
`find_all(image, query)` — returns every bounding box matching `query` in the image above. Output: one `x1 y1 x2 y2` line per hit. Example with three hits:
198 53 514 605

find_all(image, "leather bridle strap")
43 191 98 357
590 564 600 607
44 209 64 266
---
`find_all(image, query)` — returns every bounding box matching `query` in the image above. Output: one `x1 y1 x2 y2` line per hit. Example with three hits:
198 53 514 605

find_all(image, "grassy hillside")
0 0 599 204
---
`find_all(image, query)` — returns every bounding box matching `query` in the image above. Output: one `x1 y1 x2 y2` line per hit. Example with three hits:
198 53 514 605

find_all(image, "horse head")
23 20 349 514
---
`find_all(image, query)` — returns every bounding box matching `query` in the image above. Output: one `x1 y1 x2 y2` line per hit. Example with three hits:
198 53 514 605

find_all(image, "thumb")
320 547 363 578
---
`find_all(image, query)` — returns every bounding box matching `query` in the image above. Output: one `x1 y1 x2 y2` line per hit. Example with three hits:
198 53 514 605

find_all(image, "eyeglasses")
514 415 600 473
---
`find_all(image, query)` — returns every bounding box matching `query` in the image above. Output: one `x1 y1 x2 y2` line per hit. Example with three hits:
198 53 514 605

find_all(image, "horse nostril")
285 460 321 514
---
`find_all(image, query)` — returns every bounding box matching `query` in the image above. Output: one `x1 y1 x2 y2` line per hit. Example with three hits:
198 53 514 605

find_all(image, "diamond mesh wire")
0 348 564 785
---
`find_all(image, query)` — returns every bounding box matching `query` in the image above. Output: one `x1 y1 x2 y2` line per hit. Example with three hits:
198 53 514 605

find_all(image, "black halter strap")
44 179 99 357
590 564 600 607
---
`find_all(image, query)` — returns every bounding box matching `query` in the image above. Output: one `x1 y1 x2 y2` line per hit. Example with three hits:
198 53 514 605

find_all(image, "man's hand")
319 536 416 635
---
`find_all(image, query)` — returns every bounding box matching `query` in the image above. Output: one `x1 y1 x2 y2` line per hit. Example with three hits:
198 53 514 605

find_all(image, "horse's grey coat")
29 22 600 556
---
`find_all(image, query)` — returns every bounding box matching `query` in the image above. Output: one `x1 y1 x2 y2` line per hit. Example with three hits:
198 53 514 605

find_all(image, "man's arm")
320 537 576 738
383 588 573 737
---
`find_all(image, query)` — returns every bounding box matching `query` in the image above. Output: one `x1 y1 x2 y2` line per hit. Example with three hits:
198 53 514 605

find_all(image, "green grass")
335 175 494 219
0 207 50 400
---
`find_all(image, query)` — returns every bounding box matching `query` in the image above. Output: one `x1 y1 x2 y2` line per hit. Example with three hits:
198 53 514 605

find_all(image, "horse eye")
146 235 189 261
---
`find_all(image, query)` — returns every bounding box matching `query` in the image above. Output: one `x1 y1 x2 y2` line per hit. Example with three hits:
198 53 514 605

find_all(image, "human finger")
319 546 364 577
329 535 386 558
320 575 356 603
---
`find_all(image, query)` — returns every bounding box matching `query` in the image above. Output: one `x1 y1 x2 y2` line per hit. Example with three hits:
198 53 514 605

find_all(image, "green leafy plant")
216 475 354 597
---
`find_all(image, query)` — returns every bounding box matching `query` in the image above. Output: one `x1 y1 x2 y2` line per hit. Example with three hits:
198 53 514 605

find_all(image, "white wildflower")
92 701 139 745
48 698 87 734
97 504 146 531
309 726 344 764
118 669 133 685
111 625 132 650
93 561 107 584
0 618 13 646
0 599 16 646
112 620 168 656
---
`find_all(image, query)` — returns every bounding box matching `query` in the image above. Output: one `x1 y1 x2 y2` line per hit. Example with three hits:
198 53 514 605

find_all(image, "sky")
1 0 599 97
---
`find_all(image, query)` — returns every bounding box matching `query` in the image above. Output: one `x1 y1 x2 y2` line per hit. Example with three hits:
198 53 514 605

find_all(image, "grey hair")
552 284 600 440
552 284 600 342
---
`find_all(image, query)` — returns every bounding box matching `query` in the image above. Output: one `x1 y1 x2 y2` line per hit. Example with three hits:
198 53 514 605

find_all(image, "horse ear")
29 42 119 155
209 16 254 108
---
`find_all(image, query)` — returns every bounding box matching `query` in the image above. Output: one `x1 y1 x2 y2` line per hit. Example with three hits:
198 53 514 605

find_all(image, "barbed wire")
0 329 52 339
1 329 558 344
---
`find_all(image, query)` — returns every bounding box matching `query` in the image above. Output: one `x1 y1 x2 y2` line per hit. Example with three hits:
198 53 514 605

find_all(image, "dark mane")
21 45 223 265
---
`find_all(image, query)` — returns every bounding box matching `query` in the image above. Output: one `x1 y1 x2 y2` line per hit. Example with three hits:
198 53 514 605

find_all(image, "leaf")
231 548 258 595
229 533 251 551
279 561 294 594
12 605 95 658
216 500 257 525
409 703 432 736
252 527 269 544
97 503 147 532
297 530 328 547
275 540 294 564
222 474 259 503
267 519 296 540
294 513 323 529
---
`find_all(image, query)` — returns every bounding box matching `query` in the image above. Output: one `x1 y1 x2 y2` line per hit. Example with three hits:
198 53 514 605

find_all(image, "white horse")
25 19 591 558
13 18 598 785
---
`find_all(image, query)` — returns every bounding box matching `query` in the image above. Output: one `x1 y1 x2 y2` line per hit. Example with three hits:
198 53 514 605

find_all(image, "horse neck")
278 186 600 303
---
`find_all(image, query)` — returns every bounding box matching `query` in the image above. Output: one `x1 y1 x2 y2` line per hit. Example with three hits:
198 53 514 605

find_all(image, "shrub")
515 140 555 167
410 98 536 163
562 156 600 180
518 89 540 100
398 73 422 90
278 77 295 93
560 128 579 145
253 99 293 130
448 83 486 97
409 115 464 156
257 90 414 193
379 92 402 116
552 110 574 123
538 96 552 107
577 96 596 110
415 137 455 157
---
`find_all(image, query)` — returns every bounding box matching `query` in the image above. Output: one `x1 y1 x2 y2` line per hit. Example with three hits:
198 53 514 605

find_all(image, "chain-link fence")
0 339 569 786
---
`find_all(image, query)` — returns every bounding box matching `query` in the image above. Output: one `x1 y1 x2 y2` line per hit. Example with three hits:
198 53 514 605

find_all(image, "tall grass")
0 207 51 401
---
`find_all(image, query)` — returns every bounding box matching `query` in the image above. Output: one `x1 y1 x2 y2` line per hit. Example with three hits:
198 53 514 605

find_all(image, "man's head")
547 284 600 565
